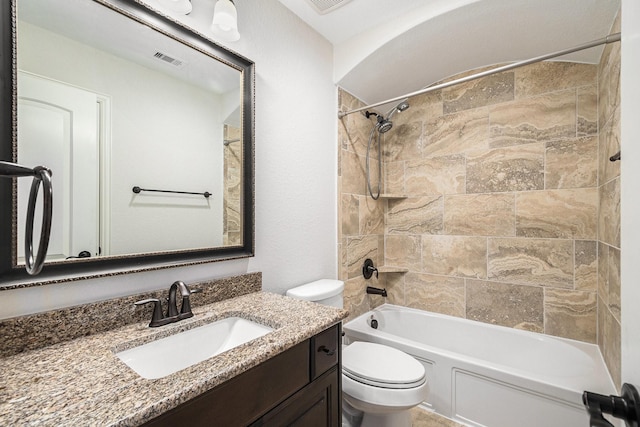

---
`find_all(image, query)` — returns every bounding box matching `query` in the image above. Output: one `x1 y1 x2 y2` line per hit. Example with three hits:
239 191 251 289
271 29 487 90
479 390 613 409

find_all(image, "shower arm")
0 161 53 275
338 32 621 119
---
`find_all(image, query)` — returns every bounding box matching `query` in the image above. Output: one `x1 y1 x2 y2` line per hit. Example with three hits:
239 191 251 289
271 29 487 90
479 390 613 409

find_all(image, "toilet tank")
285 279 344 308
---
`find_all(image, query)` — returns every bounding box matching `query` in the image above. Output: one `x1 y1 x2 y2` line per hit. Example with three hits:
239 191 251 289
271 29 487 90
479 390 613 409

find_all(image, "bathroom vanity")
144 324 341 426
0 288 347 426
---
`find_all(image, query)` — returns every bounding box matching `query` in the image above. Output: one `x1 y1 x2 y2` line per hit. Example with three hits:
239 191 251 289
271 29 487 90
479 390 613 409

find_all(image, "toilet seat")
342 342 426 389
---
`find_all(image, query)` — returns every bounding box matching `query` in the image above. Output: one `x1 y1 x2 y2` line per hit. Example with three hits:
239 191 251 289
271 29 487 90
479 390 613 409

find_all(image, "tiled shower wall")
338 13 620 387
223 124 242 246
597 12 621 389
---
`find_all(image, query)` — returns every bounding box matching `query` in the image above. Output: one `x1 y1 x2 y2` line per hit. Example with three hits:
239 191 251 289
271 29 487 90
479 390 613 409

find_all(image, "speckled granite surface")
0 273 262 357
0 291 348 426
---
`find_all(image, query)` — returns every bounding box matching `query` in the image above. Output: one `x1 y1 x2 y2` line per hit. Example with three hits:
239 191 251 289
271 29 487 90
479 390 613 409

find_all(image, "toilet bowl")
286 280 428 427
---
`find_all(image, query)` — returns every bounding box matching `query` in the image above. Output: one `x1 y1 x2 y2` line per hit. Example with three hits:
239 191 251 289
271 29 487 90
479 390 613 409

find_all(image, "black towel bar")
132 186 211 198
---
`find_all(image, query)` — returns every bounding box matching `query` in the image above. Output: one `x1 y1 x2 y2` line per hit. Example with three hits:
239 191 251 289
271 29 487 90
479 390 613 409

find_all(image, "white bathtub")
343 304 617 427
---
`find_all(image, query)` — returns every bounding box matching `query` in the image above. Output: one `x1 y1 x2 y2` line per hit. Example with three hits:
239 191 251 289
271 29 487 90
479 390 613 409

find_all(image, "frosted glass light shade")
158 0 192 15
211 0 240 42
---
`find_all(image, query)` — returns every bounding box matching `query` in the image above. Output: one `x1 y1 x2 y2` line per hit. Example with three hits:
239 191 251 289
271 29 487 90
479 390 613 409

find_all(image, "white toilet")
286 279 428 427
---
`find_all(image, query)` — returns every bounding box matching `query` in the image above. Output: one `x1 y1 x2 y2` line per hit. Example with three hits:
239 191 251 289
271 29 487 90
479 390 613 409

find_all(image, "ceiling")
278 0 621 109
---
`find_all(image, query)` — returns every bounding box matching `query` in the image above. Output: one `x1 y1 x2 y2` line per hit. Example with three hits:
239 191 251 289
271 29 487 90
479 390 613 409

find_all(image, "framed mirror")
0 0 255 286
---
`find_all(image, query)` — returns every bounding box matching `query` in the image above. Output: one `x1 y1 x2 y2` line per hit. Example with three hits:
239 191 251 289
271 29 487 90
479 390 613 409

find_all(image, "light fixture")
157 0 192 15
211 0 240 42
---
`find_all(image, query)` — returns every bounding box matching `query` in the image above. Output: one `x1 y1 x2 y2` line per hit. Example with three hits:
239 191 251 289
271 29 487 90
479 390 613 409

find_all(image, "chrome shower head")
386 100 410 120
377 118 393 133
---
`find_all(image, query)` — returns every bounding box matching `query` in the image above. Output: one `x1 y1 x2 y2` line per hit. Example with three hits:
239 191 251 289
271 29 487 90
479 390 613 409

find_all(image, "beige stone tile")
515 188 598 239
489 90 576 147
385 160 405 195
443 71 514 114
402 90 444 123
411 407 464 427
385 274 405 306
575 240 597 292
487 238 574 288
405 155 466 196
608 246 621 322
338 240 347 282
598 39 620 130
344 276 369 322
346 235 379 279
466 279 543 332
603 307 622 390
424 107 489 158
444 193 515 237
466 143 544 193
597 295 605 349
341 194 359 236
383 120 424 162
599 107 621 186
577 85 598 136
545 136 597 189
514 62 596 99
358 195 385 235
341 149 366 196
385 234 422 271
422 235 487 279
339 107 375 159
405 273 465 317
599 178 620 248
387 196 443 235
544 288 597 343
598 242 610 306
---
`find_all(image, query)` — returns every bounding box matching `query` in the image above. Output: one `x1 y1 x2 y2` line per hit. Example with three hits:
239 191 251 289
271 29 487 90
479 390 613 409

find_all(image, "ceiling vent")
305 0 352 15
153 51 185 68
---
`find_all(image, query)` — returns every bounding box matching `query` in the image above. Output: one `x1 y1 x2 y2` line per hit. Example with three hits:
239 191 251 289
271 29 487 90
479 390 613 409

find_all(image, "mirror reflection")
15 0 244 265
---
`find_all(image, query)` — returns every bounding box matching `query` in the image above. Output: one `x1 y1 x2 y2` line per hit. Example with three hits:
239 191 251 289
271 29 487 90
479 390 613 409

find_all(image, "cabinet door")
255 367 340 427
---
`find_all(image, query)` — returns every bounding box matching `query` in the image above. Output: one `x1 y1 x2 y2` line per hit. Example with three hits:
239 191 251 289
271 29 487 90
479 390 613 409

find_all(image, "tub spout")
366 286 387 297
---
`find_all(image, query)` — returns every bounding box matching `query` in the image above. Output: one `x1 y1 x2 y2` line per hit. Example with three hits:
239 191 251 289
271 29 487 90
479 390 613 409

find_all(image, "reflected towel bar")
132 186 211 198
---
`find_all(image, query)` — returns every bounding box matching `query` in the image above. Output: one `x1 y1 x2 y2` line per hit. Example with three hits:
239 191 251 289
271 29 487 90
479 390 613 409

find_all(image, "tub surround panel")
0 292 348 426
0 273 262 358
338 57 614 356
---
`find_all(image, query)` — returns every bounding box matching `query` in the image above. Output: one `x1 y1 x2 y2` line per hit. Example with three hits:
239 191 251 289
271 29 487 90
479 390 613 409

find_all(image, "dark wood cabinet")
143 324 341 427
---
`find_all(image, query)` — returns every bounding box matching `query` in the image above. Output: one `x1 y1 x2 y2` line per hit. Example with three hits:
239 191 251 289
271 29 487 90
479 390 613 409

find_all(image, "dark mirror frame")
0 0 255 287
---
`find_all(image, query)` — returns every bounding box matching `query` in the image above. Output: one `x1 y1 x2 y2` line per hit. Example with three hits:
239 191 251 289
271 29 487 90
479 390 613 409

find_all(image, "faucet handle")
134 298 166 327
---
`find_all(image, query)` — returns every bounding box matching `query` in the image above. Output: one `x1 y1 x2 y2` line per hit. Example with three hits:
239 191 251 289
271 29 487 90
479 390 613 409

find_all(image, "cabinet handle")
318 345 335 356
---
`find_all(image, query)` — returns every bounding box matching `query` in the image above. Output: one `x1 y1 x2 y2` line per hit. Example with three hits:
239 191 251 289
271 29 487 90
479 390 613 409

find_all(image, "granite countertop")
0 291 348 426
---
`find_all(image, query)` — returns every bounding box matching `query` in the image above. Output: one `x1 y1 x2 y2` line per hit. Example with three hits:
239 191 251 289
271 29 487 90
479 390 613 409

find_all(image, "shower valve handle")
362 258 378 279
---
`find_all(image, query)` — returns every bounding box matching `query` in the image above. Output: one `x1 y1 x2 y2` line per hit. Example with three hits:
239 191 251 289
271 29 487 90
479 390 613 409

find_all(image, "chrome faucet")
135 280 201 327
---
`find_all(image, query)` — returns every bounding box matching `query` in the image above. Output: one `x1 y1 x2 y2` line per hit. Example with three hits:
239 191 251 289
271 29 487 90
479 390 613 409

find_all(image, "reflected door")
17 72 100 262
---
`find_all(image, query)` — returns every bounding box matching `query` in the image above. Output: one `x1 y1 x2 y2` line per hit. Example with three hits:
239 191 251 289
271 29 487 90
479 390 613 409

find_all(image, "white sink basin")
116 317 273 379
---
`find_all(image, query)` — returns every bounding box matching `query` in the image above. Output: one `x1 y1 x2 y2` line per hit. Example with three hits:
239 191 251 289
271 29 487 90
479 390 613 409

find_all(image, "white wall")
621 0 640 388
0 0 337 318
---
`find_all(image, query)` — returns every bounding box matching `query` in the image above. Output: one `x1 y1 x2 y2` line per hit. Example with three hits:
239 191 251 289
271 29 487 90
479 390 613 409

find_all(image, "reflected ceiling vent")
153 51 185 68
305 0 352 15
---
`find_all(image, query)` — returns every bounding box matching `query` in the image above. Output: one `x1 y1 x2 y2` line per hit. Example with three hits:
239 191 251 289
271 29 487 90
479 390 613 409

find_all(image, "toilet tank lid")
286 279 344 301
